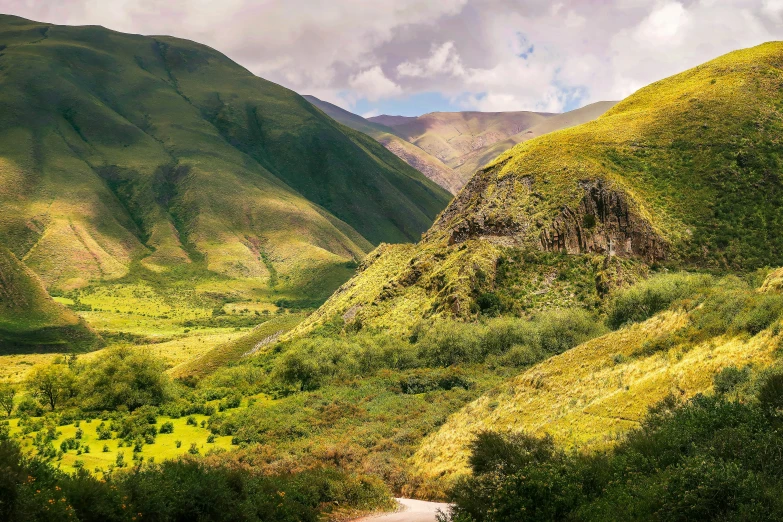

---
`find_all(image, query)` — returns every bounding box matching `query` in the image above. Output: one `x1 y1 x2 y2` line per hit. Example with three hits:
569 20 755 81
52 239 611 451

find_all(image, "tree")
25 364 76 411
79 346 169 411
276 351 321 391
0 385 15 417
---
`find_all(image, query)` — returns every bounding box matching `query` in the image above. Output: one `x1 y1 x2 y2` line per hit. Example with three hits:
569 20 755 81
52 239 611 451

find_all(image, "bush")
444 392 783 522
78 346 170 411
417 321 483 367
758 373 783 413
606 273 712 329
399 369 472 394
2 441 391 522
713 366 750 395
15 396 43 417
159 421 174 434
732 294 783 335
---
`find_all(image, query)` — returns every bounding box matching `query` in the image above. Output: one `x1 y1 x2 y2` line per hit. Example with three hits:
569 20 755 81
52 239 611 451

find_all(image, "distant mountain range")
305 96 616 193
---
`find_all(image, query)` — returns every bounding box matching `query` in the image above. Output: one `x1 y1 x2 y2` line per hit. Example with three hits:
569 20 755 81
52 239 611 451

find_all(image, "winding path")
356 498 451 522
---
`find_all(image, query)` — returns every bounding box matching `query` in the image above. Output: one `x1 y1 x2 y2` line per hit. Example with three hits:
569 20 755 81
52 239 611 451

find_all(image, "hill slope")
368 110 551 168
0 15 450 292
306 97 614 194
413 307 779 482
303 95 462 193
0 246 101 352
294 42 783 337
452 101 617 181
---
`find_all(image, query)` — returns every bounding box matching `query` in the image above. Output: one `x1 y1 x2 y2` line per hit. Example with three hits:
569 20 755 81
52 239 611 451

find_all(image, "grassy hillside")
412 269 783 486
170 314 304 381
295 42 783 337
0 246 101 352
0 14 450 296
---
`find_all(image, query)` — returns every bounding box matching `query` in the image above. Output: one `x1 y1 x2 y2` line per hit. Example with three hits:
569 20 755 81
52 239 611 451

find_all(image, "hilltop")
0 245 101 352
295 42 783 337
0 14 450 295
305 96 614 194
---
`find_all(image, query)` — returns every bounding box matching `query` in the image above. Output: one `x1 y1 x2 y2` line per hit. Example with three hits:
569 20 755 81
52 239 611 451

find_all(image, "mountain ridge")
0 14 450 295
306 95 615 194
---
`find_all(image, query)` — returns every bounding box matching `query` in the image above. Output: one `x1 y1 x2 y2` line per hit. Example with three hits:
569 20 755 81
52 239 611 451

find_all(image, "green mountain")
294 41 783 337
0 245 101 352
305 96 614 194
0 14 450 293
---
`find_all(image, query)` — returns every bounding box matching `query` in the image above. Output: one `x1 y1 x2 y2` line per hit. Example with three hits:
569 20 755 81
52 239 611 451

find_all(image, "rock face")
441 176 666 262
540 180 667 262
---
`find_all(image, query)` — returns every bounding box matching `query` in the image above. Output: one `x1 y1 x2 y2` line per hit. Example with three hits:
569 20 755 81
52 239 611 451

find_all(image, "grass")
411 270 783 489
171 314 305 380
11 414 232 474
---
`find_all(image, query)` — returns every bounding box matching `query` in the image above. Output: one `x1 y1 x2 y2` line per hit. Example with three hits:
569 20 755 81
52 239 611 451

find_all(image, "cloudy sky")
4 0 783 116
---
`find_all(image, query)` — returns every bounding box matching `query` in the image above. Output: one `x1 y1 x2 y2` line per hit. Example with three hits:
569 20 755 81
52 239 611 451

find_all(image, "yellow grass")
412 310 780 482
13 415 233 474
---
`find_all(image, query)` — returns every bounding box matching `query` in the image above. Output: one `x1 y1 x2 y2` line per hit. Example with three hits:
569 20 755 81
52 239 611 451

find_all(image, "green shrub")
78 346 170 411
399 369 472 394
758 373 783 413
606 273 712 329
417 321 483 367
15 396 43 417
159 421 174 434
732 294 783 335
713 366 751 395
445 392 783 522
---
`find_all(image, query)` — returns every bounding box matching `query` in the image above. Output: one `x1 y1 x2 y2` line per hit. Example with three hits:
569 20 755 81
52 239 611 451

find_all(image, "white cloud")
632 2 691 45
763 0 783 21
5 0 783 114
349 66 402 101
397 41 465 77
361 109 381 118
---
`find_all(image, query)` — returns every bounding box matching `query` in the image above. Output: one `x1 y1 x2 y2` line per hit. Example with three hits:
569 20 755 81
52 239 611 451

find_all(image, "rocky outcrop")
539 180 667 262
438 167 533 246
439 174 666 263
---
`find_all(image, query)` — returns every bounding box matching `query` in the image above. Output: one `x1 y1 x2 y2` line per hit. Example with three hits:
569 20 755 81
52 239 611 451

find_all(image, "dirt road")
355 498 451 522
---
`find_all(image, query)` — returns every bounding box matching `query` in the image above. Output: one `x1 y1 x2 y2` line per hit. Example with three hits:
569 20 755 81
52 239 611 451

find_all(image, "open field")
10 414 234 474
